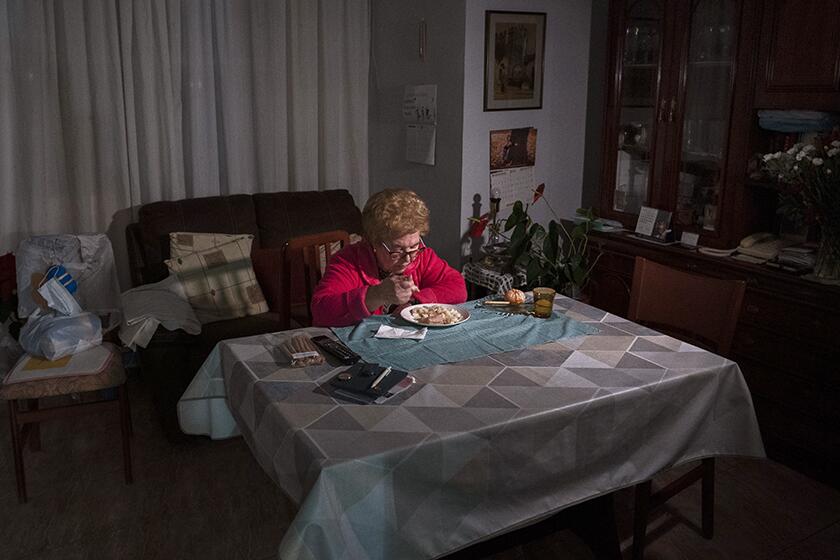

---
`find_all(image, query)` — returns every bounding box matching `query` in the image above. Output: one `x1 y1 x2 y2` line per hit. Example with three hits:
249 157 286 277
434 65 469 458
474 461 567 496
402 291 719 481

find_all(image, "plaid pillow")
165 235 268 324
170 232 252 257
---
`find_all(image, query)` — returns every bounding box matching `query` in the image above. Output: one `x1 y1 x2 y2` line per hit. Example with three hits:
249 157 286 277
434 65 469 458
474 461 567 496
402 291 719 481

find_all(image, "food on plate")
410 304 463 325
505 289 526 304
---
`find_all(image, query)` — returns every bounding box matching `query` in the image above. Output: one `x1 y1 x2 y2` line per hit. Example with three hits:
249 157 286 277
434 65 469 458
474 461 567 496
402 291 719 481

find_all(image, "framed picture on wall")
484 11 546 111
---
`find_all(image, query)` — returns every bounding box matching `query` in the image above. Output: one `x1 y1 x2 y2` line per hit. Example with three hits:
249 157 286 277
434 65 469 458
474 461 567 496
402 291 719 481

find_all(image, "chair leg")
632 480 652 560
27 398 40 452
701 457 715 539
117 385 133 484
8 401 27 504
125 385 134 438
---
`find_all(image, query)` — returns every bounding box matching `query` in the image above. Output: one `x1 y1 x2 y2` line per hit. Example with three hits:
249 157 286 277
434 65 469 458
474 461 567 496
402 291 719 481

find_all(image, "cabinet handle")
657 98 667 123
668 98 677 122
746 304 759 314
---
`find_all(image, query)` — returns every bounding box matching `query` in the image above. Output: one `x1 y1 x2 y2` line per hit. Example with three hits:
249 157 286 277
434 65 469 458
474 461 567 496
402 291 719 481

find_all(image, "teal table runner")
332 299 599 371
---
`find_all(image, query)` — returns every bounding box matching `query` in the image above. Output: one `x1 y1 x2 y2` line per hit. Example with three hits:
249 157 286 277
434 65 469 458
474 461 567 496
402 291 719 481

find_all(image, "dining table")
177 295 765 560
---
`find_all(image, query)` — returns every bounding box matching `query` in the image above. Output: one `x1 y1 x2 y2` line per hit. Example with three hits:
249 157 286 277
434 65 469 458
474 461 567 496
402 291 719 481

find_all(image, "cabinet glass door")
611 0 665 215
674 0 738 232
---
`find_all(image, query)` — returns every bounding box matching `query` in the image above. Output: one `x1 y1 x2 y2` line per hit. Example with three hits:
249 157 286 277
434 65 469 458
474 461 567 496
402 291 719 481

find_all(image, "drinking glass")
532 287 556 318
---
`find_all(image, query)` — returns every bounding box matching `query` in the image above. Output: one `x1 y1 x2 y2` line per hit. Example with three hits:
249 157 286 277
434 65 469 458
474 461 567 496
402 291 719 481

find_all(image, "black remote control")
311 335 361 365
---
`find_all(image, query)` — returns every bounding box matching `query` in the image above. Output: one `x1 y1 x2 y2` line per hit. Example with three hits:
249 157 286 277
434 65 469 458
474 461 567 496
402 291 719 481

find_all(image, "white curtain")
0 0 132 248
0 0 370 263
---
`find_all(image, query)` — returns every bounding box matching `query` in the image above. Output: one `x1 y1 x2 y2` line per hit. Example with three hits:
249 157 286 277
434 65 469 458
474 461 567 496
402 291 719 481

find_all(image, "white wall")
369 0 466 266
460 0 593 261
370 0 593 265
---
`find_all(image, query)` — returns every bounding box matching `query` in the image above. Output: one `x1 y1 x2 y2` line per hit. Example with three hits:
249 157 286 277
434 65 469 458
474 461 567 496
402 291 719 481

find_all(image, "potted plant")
503 198 601 300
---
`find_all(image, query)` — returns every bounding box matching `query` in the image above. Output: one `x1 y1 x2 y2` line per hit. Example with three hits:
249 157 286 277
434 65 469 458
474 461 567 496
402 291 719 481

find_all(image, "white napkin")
374 324 428 340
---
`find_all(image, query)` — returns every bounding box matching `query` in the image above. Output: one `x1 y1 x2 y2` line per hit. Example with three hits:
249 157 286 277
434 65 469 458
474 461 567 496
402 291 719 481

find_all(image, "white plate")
400 303 470 327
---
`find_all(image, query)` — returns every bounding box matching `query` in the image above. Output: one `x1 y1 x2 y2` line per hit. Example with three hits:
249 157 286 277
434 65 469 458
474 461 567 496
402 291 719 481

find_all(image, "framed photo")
484 11 546 111
634 206 675 243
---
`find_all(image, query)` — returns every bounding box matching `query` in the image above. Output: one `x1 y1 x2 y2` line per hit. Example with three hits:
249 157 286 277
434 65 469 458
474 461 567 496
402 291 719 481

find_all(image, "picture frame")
484 11 546 111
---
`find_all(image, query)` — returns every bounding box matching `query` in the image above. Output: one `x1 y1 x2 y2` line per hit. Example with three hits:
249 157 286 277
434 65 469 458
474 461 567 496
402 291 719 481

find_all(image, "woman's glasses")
381 237 426 261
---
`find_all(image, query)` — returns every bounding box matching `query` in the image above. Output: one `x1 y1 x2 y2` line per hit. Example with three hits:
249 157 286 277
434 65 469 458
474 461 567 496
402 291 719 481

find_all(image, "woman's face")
374 231 424 274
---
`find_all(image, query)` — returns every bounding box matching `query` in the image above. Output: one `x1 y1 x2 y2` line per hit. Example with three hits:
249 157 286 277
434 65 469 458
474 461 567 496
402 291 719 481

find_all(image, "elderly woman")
311 189 466 327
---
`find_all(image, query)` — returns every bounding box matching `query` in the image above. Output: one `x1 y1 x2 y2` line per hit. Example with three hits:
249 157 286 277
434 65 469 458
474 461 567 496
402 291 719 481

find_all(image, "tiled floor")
1 375 838 560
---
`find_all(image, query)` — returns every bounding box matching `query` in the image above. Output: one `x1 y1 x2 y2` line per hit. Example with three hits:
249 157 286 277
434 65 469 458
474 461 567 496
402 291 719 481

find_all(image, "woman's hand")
365 274 418 312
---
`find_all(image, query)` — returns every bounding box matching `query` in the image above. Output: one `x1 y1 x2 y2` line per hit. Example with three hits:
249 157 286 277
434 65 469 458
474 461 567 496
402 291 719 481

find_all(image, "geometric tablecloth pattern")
209 296 766 560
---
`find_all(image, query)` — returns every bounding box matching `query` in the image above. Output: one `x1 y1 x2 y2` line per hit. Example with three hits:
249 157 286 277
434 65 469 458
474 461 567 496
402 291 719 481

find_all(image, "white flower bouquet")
762 139 840 280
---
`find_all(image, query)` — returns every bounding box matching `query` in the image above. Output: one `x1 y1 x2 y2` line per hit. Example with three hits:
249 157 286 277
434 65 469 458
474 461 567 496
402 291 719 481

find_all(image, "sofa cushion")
165 235 268 323
170 232 252 257
253 190 362 248
138 195 259 283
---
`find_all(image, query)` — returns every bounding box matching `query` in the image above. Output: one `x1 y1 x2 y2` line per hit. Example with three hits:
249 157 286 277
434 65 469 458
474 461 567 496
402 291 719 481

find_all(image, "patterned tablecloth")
180 296 765 560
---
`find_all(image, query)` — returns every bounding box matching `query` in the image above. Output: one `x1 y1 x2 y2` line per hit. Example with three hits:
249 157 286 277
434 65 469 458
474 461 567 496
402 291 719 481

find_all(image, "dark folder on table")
329 362 407 404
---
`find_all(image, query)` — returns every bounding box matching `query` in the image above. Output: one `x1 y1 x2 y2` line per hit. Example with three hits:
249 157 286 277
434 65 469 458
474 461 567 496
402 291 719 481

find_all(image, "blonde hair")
362 189 430 243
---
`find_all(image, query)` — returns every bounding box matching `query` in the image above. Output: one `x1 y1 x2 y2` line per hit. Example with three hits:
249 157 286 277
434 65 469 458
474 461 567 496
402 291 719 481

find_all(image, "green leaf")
575 207 596 221
528 222 545 238
526 258 543 285
543 220 560 264
505 200 527 231
508 222 528 258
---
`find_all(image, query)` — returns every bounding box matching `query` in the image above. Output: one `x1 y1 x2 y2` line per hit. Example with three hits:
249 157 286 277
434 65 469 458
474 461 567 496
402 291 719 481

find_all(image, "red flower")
532 183 545 203
468 214 490 238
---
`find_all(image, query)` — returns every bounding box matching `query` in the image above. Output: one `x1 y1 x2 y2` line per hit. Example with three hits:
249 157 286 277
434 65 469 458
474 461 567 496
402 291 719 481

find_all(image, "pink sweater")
311 242 467 327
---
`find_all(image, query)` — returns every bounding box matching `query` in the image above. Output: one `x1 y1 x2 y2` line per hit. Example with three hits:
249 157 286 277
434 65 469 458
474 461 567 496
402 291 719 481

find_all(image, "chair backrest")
282 230 351 329
627 257 746 356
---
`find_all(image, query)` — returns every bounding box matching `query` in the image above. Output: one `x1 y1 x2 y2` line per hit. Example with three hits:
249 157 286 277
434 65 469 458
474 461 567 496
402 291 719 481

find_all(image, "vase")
813 236 840 283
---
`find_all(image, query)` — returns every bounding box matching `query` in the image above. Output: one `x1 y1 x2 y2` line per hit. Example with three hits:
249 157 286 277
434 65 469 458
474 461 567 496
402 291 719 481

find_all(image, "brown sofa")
126 190 362 439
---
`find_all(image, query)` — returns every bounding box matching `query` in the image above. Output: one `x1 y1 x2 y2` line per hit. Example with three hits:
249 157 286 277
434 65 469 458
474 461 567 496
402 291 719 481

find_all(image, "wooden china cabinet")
592 0 840 486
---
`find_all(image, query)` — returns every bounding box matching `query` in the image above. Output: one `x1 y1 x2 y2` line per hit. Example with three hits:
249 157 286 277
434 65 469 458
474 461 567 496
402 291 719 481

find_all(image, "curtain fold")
0 0 131 250
0 0 370 264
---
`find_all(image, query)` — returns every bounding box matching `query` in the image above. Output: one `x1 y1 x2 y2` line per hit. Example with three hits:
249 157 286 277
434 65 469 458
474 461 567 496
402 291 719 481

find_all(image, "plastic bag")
19 308 102 361
16 235 121 326
280 334 325 367
38 277 83 316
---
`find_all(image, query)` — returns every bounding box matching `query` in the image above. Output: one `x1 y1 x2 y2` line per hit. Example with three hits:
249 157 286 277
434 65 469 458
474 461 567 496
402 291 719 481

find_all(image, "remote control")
311 335 361 365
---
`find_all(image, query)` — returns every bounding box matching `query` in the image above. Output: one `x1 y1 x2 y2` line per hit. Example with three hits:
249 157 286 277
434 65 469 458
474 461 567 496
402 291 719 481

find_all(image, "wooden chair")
627 257 745 559
282 230 350 329
1 343 133 503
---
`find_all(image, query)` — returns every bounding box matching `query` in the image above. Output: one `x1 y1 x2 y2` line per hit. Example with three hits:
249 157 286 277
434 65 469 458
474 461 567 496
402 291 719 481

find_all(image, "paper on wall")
402 85 437 123
406 124 436 165
490 167 536 208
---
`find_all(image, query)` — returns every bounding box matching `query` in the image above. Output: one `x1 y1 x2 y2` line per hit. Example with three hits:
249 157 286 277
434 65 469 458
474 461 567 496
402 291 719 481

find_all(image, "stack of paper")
777 246 816 270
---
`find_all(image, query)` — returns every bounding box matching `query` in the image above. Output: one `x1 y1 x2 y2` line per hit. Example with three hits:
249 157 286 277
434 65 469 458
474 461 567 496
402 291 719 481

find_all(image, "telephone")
739 232 776 249
736 232 793 262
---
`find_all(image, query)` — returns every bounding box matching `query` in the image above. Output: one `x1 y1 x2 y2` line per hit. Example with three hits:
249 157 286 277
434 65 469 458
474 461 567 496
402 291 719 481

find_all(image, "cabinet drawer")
752 397 835 460
732 325 834 385
739 290 840 349
822 386 840 423
595 250 634 275
737 357 821 417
